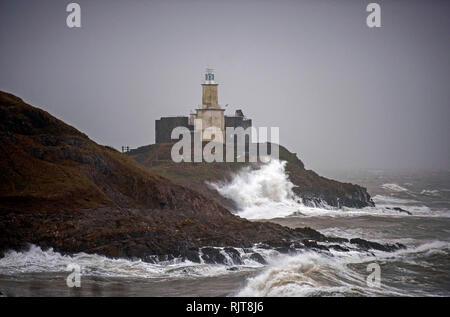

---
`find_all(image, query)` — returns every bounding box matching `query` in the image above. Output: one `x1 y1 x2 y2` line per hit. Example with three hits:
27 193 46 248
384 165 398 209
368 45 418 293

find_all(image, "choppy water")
0 163 449 296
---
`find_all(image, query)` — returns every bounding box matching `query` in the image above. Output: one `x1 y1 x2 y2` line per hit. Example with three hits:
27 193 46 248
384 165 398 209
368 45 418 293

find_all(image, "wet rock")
183 247 201 263
224 247 243 265
295 227 348 244
350 238 405 252
294 227 326 241
157 254 175 262
328 244 349 252
275 247 289 254
303 239 329 251
249 253 267 265
275 247 296 254
387 207 412 215
256 243 274 250
201 247 226 264
290 242 305 249
325 236 349 243
142 255 159 264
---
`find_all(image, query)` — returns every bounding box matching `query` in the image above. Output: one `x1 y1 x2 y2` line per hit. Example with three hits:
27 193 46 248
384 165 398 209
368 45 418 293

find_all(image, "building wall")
155 116 192 143
155 114 252 144
224 116 252 145
225 116 252 130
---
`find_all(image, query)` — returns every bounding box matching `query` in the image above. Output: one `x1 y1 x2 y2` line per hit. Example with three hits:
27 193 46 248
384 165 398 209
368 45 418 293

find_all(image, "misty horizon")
1 0 449 171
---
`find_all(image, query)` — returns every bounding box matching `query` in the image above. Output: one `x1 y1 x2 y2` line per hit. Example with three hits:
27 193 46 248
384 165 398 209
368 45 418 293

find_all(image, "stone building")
155 69 252 144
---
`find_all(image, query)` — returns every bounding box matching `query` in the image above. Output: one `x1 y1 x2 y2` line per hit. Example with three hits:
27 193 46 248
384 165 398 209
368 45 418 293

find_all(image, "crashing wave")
381 183 409 192
209 160 307 219
420 189 440 196
0 245 273 278
236 241 449 297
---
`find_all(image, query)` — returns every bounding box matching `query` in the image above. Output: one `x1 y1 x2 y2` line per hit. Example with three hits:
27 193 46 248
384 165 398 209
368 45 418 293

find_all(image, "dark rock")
63 137 85 147
325 236 349 243
249 253 267 265
39 135 59 146
224 247 243 265
30 147 45 159
157 254 175 262
256 243 274 250
294 227 326 241
183 248 201 263
350 238 405 252
142 255 159 264
392 207 412 215
303 239 329 251
201 248 226 264
328 244 349 252
275 247 290 254
275 247 296 254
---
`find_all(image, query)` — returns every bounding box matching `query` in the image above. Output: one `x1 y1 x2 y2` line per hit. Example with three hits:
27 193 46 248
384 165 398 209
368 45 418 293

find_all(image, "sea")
0 160 449 296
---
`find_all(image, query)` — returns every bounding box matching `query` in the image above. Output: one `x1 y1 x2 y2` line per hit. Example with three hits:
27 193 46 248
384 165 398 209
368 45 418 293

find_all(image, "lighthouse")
194 68 225 141
155 68 252 144
201 68 219 108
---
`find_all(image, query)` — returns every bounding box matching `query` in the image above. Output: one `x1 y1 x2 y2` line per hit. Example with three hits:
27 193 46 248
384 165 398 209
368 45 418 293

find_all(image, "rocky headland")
0 91 400 264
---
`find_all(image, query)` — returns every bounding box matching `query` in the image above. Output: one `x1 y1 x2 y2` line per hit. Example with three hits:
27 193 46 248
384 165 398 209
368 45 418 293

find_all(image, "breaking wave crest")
0 245 272 279
237 241 450 296
3 242 448 297
381 183 409 192
209 160 305 219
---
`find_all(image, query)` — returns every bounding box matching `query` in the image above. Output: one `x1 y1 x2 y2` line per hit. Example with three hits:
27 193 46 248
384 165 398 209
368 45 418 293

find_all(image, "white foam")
237 241 450 297
372 195 419 205
420 189 440 196
237 251 392 296
209 160 304 219
381 183 409 192
0 245 269 278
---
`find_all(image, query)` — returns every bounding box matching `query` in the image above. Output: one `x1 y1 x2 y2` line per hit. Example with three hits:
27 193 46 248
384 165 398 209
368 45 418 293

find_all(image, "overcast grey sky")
1 0 449 171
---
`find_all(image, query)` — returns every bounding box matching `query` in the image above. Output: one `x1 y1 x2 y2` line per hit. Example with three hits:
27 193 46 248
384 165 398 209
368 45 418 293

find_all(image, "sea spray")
235 250 387 297
236 241 450 297
0 245 272 278
209 160 305 219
